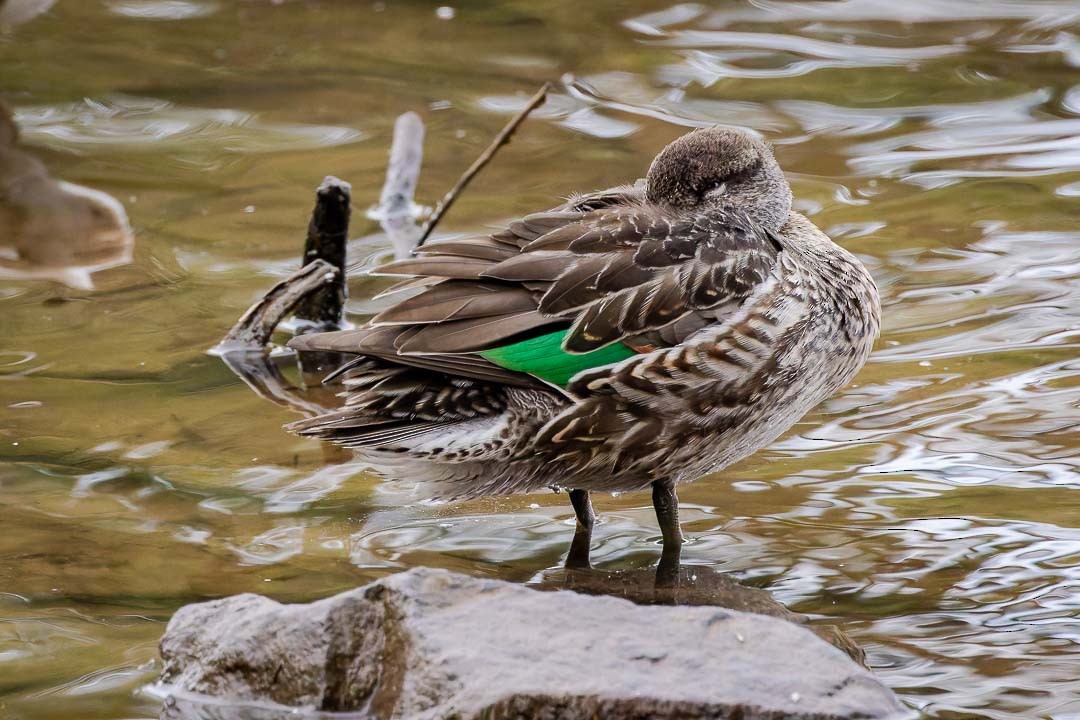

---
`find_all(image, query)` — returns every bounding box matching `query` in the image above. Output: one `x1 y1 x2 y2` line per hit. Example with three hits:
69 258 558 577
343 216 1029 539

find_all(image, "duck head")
645 127 792 230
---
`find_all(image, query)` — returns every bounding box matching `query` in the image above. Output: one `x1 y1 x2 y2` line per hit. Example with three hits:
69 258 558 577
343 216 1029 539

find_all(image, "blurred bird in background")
0 100 133 289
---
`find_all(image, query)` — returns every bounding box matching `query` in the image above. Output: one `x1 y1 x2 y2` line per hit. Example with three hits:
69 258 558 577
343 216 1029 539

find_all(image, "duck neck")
717 161 792 231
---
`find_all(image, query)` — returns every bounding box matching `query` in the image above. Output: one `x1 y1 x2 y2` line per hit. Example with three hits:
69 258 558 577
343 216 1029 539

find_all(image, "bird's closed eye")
704 181 727 196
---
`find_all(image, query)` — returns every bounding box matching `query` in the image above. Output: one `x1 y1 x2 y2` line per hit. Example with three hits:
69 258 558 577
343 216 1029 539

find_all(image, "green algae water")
1 2 1078 718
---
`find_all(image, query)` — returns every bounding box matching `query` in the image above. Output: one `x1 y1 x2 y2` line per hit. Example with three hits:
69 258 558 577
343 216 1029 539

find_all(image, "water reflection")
536 562 867 666
16 96 363 158
106 1 220 21
0 101 133 289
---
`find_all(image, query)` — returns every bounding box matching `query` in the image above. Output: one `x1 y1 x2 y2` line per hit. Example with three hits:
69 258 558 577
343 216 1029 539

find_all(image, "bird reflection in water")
0 100 132 289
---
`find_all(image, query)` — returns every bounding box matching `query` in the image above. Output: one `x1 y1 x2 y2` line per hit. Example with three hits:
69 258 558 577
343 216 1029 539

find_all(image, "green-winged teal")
288 127 881 562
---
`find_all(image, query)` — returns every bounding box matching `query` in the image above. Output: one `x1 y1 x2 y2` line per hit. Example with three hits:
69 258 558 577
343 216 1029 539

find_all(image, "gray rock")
158 567 912 720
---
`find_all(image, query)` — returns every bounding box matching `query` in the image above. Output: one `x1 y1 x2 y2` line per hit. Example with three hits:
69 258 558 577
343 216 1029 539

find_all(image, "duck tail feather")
286 410 459 449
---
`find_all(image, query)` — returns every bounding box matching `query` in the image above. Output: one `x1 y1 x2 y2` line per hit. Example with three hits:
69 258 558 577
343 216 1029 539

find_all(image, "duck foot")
565 489 594 570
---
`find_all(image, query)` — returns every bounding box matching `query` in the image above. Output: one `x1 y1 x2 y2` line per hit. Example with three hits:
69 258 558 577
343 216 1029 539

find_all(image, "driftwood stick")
416 82 550 248
373 112 426 259
215 259 338 351
214 180 351 424
294 177 351 332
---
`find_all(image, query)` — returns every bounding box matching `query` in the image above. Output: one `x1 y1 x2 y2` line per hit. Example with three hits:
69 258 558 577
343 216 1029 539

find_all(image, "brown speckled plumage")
287 127 881 554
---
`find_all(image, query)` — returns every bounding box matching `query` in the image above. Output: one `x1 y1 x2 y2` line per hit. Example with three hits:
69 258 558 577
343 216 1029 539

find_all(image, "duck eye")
705 180 727 195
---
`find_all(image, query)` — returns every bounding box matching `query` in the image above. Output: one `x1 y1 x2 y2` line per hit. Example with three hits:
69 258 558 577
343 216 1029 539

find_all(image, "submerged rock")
158 567 911 720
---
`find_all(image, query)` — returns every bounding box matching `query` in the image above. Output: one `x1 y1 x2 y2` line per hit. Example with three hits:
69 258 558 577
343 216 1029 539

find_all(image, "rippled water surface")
1 2 1078 718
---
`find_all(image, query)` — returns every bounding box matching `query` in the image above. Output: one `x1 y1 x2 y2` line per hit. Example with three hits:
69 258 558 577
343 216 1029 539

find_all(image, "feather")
288 328 367 353
373 282 536 325
414 239 518 262
563 292 634 353
375 255 493 279
334 421 455 448
397 310 563 354
362 351 541 387
593 252 653 292
481 251 574 282
508 211 583 241
285 407 394 434
518 223 593 252
320 355 372 385
539 254 617 315
372 275 444 299
567 215 658 254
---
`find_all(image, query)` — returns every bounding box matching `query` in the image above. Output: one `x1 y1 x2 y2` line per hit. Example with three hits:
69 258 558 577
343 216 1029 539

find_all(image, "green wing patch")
479 328 636 387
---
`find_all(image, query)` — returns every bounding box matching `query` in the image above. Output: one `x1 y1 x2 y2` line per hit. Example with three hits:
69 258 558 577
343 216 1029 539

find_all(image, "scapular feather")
398 310 562 354
373 282 536 325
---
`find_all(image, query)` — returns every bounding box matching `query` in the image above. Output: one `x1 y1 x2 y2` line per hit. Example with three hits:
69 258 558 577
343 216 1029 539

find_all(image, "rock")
158 567 911 720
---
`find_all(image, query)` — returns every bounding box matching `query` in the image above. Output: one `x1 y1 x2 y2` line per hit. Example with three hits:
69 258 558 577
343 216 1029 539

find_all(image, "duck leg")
652 479 683 548
565 489 595 569
652 479 684 587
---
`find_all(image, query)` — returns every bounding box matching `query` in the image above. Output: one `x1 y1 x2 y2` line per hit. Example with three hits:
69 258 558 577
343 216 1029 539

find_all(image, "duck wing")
290 186 780 390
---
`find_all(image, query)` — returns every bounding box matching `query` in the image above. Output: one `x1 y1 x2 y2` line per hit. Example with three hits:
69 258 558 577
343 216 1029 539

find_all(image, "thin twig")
416 82 550 248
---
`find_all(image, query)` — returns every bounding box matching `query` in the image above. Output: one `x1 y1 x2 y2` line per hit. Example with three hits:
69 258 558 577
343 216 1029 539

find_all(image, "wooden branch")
373 112 426 259
416 82 550 248
214 259 338 352
293 177 351 332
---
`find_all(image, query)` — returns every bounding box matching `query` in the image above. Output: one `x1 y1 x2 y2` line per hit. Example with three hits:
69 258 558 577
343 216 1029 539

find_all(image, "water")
1 1 1078 718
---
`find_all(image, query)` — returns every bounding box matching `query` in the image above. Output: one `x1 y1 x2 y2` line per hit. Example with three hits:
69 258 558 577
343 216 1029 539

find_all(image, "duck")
0 101 132 289
287 127 881 564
